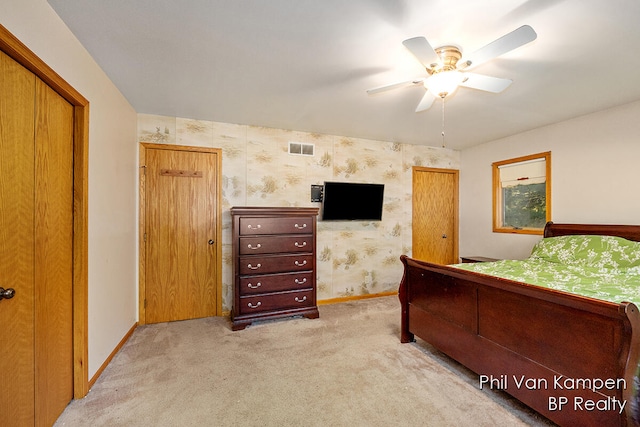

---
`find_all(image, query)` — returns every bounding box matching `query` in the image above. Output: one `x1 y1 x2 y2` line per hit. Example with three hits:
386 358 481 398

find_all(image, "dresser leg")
303 309 320 320
231 321 249 331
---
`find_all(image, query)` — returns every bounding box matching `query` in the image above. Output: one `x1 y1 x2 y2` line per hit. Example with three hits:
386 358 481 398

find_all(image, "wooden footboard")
399 255 640 427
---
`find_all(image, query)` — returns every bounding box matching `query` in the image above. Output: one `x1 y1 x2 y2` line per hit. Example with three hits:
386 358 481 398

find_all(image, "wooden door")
143 145 221 324
0 48 37 427
412 167 459 264
0 51 73 427
34 77 74 425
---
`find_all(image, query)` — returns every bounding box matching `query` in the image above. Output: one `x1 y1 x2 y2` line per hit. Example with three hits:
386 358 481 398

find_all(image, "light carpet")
54 296 555 426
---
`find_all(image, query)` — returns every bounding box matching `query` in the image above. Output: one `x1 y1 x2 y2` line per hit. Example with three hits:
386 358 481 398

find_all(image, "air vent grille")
289 142 314 156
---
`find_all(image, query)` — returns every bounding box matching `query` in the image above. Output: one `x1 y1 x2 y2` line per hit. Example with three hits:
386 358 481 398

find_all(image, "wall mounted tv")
321 181 384 221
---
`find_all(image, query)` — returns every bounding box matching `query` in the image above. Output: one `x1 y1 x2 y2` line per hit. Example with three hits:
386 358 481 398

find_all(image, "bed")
399 222 640 427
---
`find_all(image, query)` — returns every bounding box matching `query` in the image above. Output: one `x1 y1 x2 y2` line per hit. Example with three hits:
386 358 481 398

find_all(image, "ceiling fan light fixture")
425 70 464 98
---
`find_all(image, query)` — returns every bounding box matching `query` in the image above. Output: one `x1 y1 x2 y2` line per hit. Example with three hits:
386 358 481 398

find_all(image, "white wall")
1 0 138 378
460 100 640 260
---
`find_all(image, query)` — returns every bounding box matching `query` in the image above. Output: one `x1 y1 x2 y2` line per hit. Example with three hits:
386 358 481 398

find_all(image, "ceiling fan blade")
460 73 512 93
402 36 441 69
459 25 537 70
415 91 436 112
366 79 423 95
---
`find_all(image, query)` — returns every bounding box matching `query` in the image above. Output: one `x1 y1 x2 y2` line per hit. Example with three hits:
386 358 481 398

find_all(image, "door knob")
442 234 447 239
208 239 214 245
0 287 16 300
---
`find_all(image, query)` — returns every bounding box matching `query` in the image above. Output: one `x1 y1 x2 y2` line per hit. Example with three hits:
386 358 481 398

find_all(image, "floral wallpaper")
138 114 460 312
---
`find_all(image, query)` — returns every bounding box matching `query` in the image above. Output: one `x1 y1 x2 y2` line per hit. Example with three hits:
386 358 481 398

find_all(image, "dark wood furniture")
231 207 319 330
399 222 640 427
459 256 500 263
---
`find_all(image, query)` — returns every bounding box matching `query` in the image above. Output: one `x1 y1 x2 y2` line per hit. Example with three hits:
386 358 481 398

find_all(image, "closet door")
0 50 74 427
0 48 37 427
34 76 74 425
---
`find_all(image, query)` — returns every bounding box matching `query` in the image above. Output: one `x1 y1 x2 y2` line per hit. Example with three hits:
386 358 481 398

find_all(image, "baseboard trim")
317 291 397 306
88 322 138 390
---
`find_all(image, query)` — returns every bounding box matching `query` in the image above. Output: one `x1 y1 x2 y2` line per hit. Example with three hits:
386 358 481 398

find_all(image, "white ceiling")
47 0 640 149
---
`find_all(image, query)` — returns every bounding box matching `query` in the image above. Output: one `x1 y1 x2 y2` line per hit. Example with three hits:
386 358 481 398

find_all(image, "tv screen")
321 182 384 221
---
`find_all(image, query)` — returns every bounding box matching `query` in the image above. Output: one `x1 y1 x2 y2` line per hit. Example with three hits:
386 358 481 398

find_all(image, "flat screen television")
321 181 384 221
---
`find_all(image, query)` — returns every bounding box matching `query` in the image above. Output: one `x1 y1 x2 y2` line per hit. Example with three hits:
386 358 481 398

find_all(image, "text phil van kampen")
479 374 627 414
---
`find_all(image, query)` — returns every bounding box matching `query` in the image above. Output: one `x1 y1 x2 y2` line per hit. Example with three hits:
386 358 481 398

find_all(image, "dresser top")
231 206 319 216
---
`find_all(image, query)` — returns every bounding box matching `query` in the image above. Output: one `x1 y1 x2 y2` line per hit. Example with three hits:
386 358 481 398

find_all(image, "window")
492 151 551 235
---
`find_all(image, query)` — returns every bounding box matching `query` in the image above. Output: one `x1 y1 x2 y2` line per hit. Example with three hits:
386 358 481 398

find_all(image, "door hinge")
143 232 147 242
141 165 147 175
144 299 147 308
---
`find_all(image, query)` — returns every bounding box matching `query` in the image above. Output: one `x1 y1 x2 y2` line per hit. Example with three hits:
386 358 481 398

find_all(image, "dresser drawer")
239 216 314 236
238 289 315 315
239 254 313 275
239 271 313 296
239 235 312 255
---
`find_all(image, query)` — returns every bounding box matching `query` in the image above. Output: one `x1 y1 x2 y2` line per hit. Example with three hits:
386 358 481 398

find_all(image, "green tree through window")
493 152 551 235
503 182 546 229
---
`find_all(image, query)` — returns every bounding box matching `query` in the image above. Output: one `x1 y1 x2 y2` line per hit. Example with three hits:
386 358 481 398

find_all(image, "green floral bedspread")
453 235 640 306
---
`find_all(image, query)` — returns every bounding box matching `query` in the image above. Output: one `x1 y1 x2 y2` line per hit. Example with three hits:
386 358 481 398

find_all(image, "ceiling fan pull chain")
441 96 446 148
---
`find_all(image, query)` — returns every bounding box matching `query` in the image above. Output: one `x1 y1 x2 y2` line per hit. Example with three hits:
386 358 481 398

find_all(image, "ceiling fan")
367 25 537 112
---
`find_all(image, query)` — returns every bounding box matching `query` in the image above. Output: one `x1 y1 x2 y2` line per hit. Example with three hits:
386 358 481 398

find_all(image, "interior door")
34 76 74 425
144 145 220 323
0 50 74 427
412 167 459 264
0 48 37 427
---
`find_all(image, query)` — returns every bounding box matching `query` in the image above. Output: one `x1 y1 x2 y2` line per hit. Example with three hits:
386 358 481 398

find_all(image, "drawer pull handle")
247 263 262 270
294 241 307 248
247 243 262 250
247 302 262 309
294 223 307 229
295 296 307 303
247 282 262 289
294 278 307 285
247 224 261 230
294 260 307 267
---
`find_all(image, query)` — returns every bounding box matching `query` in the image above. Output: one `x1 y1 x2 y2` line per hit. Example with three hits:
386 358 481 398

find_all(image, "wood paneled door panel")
34 77 74 426
412 167 459 265
0 48 37 427
140 144 222 324
1 49 74 427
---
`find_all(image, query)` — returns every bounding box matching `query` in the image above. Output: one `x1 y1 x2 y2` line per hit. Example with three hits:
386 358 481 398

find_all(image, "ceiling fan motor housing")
429 46 462 74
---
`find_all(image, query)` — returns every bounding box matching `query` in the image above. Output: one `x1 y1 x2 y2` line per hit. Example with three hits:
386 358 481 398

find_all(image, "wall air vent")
288 142 314 156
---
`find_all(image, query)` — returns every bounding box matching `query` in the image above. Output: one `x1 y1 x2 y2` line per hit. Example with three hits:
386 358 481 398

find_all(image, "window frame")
492 151 551 235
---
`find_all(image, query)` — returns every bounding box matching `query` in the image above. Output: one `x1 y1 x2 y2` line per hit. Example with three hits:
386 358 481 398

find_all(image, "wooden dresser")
230 206 319 330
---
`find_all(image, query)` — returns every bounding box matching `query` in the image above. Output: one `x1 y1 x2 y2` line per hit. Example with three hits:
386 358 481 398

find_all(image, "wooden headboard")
543 221 640 242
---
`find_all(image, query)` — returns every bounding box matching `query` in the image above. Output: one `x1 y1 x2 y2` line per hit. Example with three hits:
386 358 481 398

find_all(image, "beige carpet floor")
54 296 556 427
